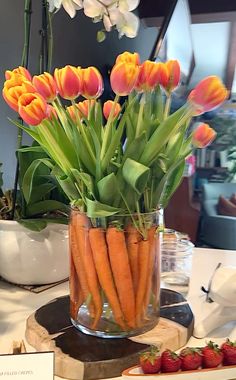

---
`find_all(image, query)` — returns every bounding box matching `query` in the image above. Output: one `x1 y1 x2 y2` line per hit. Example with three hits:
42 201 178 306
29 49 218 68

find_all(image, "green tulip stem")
135 200 147 239
135 92 145 138
100 94 119 160
163 94 172 120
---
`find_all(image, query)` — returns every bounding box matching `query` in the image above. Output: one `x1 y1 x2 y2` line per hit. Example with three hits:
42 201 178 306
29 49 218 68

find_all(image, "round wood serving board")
25 289 194 380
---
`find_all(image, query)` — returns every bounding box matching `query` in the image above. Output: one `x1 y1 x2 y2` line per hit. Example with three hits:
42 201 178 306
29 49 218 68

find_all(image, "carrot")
106 226 136 329
126 224 141 295
135 237 150 326
89 228 126 330
69 223 95 319
69 253 83 320
142 226 158 318
73 213 103 329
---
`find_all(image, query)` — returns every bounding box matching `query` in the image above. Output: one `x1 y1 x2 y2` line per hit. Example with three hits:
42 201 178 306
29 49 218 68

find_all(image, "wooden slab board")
25 289 194 380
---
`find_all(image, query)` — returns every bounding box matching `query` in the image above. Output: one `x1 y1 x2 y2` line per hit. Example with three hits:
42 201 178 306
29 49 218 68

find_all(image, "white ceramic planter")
0 221 69 285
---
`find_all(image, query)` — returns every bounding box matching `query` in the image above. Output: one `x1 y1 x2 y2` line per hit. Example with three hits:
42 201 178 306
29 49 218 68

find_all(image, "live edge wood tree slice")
25 289 194 380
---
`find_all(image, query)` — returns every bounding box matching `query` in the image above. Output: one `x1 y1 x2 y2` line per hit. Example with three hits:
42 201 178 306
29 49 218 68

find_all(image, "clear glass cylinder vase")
69 209 161 338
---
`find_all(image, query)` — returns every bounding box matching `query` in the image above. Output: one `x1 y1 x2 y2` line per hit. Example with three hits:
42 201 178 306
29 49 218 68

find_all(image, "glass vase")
69 209 161 338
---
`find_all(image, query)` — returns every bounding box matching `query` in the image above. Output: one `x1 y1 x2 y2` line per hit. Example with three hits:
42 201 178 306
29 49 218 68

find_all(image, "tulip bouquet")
2 52 228 336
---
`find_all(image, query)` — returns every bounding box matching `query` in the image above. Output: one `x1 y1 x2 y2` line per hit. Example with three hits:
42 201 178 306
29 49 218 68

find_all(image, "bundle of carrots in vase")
2 51 228 337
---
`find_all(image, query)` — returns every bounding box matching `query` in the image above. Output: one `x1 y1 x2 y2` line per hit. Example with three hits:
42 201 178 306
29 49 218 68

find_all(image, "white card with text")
0 352 54 380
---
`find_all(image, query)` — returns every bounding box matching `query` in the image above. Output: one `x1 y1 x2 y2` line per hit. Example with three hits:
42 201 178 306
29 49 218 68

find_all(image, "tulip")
110 62 139 96
2 74 36 111
54 65 83 100
67 105 77 122
188 76 228 116
192 123 217 148
160 60 180 94
5 66 32 81
33 72 57 102
77 99 96 118
103 100 121 120
81 66 103 99
115 51 140 65
135 61 167 92
18 93 48 126
46 104 58 120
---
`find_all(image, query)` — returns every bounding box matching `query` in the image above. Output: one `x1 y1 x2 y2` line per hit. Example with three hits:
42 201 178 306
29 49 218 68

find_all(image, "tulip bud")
2 74 36 111
160 60 180 94
192 123 217 148
77 99 96 118
5 66 32 81
135 61 166 92
67 105 77 122
103 100 121 120
188 76 228 116
81 66 103 99
110 62 139 96
115 51 140 65
18 93 48 126
54 65 83 100
33 72 57 102
46 105 58 120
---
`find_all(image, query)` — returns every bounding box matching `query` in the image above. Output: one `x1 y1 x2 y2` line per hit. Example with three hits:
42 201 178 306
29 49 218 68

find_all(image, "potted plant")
2 52 227 336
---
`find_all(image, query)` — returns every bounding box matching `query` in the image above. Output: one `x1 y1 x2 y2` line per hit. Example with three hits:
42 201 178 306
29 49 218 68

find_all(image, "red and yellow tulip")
18 92 48 126
115 51 140 66
135 61 167 92
54 65 83 100
103 100 121 120
192 123 217 148
160 60 180 94
81 66 103 99
2 74 36 111
77 99 96 118
5 66 32 81
188 76 228 115
110 62 139 96
33 72 57 102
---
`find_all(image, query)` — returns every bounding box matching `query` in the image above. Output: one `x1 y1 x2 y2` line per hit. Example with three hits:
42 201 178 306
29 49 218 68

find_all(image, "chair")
200 183 236 250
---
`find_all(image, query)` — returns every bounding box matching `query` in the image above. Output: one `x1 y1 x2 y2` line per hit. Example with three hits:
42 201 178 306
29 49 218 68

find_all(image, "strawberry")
139 346 161 374
161 349 181 373
180 347 202 371
202 341 223 368
221 338 236 365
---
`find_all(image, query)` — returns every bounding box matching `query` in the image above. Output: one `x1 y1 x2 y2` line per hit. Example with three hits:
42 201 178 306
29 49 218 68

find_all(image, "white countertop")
0 247 236 380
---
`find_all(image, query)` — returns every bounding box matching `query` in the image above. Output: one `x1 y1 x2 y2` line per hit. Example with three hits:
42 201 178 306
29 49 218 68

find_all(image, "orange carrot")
135 237 150 326
89 228 126 330
142 226 158 317
69 223 95 318
126 225 141 295
69 253 83 320
106 226 136 329
73 213 103 329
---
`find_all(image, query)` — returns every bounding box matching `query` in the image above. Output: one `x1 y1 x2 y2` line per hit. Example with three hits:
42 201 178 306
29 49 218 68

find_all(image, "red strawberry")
139 346 161 374
161 349 181 373
221 338 236 365
180 347 202 371
202 341 223 368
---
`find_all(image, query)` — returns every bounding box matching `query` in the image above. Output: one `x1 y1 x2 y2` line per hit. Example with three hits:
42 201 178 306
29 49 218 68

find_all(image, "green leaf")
86 198 121 218
97 173 120 205
18 146 45 153
26 200 69 217
122 158 150 195
29 183 56 204
160 160 186 208
71 168 95 197
123 132 147 162
97 30 106 42
18 219 48 232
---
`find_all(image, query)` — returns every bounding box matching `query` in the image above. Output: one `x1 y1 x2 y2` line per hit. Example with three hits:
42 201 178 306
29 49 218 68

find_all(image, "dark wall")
0 1 158 188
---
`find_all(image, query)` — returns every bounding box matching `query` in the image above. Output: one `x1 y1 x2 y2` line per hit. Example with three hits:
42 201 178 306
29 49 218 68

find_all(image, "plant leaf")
122 158 150 195
86 198 121 217
26 200 69 217
97 173 120 205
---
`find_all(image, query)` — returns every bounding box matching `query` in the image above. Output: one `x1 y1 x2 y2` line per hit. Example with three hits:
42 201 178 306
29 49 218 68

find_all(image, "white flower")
83 0 106 18
47 0 82 18
110 9 140 38
118 0 140 12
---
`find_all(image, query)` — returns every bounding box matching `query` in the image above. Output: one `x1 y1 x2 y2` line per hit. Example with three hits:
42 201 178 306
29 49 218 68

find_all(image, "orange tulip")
67 105 77 122
192 123 217 148
81 66 103 99
46 105 58 120
77 99 96 118
33 72 57 102
18 93 48 126
135 61 167 92
188 76 228 116
54 65 83 100
5 66 32 81
2 74 36 111
103 100 121 120
159 60 180 94
110 62 139 96
115 51 140 65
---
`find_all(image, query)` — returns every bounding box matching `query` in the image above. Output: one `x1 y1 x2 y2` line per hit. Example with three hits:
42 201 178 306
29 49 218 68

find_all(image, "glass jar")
161 239 194 286
69 209 161 338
